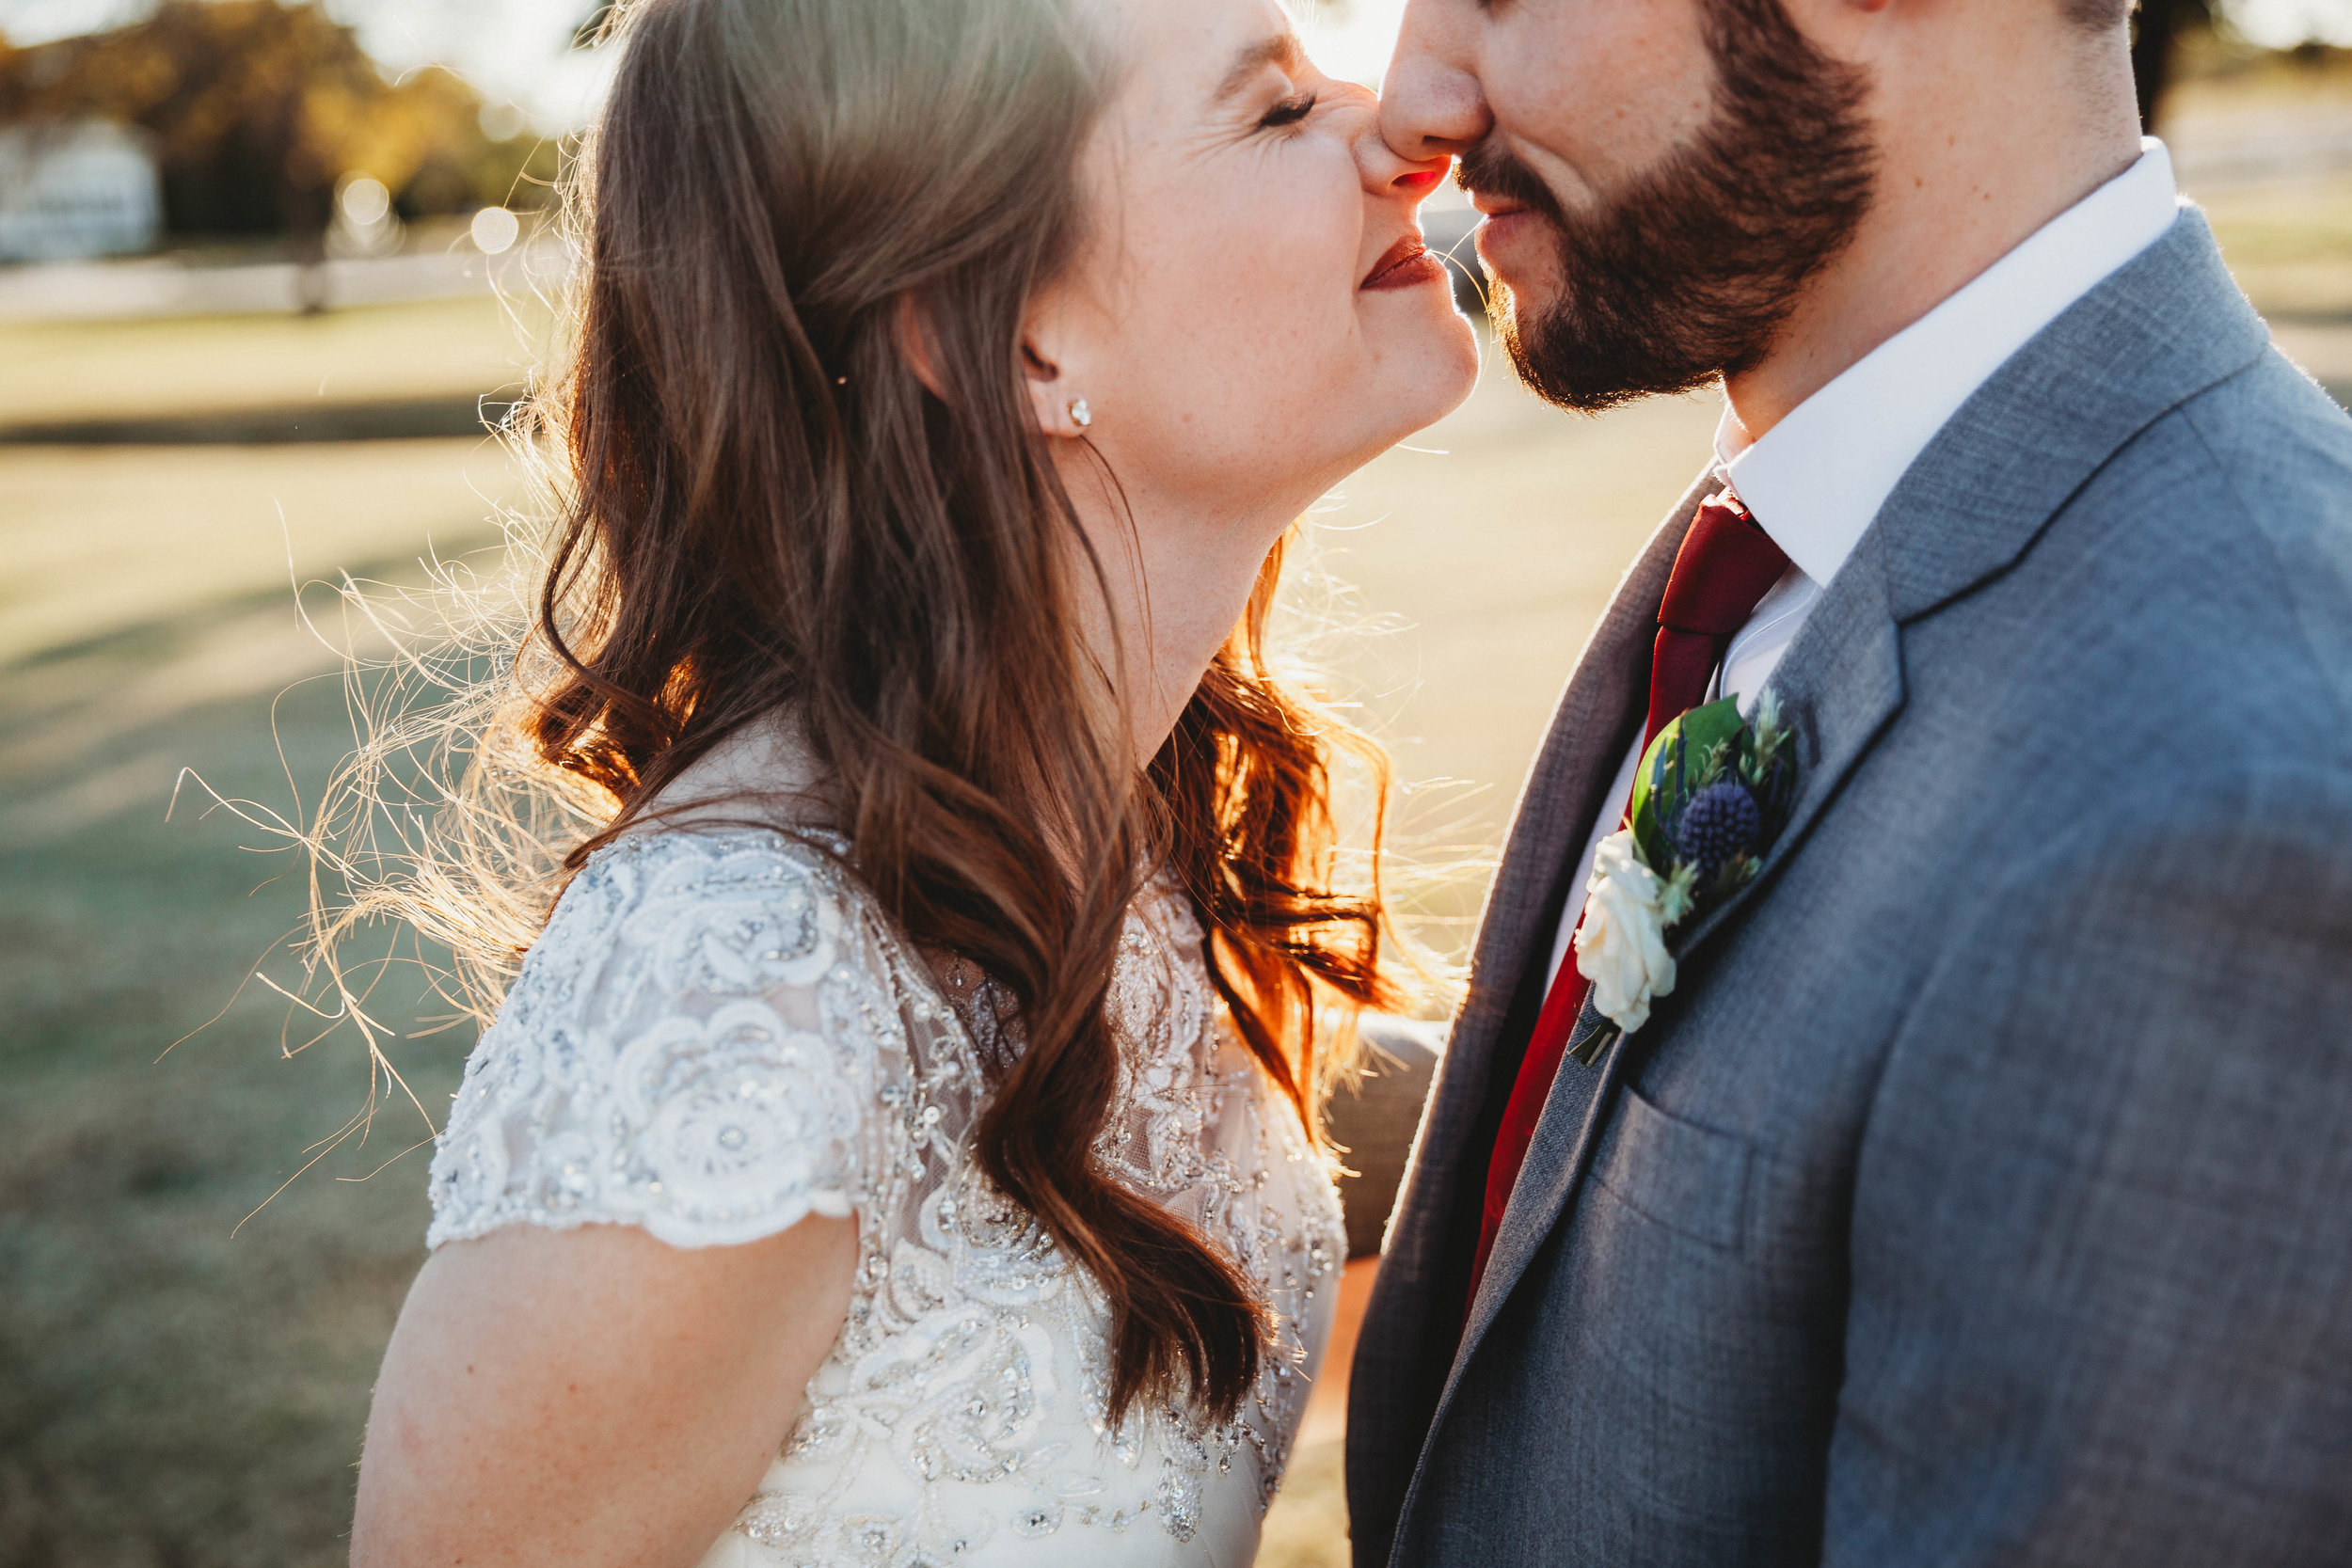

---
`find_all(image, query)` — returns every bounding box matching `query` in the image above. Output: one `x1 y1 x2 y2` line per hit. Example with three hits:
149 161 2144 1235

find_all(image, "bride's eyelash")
1259 92 1318 131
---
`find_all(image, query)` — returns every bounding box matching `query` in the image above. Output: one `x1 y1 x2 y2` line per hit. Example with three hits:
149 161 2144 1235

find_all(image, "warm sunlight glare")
1303 0 1409 87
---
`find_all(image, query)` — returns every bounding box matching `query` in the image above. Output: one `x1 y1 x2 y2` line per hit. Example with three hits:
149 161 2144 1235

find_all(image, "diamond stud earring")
1067 397 1091 429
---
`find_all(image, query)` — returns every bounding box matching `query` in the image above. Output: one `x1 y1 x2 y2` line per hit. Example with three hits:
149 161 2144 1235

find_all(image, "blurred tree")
0 1 557 247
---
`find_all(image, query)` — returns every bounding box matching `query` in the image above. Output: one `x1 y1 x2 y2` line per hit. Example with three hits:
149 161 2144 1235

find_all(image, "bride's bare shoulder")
620 711 838 840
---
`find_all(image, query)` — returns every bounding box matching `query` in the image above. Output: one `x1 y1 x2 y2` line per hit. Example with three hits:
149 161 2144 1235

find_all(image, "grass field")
2 191 2345 1563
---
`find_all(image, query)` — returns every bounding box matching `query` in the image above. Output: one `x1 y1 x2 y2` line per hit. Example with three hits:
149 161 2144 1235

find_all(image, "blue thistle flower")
1675 779 1760 887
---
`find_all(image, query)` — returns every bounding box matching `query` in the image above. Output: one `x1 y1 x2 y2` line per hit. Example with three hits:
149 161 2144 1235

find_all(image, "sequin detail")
426 829 1343 1565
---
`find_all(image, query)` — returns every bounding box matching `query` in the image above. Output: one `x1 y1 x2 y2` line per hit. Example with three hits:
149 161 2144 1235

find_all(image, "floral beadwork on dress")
427 828 1344 1568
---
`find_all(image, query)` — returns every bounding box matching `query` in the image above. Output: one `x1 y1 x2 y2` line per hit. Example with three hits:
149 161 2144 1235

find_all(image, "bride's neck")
1058 461 1299 768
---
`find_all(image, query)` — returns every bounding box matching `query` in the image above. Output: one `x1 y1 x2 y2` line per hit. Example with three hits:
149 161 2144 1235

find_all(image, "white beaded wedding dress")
425 825 1344 1568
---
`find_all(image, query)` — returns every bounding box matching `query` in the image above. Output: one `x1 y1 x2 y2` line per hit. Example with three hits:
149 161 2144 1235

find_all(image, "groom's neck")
1721 15 2142 446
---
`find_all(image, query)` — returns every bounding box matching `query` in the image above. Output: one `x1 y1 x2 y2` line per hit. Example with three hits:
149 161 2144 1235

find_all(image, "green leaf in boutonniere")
1568 691 1799 1063
1646 693 1795 929
1628 697 1745 875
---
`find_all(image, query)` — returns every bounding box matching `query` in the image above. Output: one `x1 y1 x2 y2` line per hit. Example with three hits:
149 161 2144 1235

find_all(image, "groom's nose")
1380 0 1494 165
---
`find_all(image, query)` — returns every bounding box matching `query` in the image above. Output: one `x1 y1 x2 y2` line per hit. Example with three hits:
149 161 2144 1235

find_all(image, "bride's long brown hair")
330 0 1422 1427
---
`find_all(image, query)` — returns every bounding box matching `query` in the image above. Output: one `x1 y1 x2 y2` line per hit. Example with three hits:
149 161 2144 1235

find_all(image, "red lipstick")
1361 235 1447 293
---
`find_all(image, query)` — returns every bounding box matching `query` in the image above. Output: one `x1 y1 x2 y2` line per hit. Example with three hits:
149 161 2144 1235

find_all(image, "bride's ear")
894 292 948 400
1021 293 1094 439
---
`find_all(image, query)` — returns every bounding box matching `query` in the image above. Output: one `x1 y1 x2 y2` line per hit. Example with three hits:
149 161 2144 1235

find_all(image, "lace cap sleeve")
427 831 896 1251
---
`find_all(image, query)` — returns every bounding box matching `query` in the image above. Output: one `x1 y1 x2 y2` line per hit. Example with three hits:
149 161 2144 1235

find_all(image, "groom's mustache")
1454 143 1569 232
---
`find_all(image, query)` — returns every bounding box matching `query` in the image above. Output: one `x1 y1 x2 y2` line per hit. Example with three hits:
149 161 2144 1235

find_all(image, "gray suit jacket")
1347 209 2352 1566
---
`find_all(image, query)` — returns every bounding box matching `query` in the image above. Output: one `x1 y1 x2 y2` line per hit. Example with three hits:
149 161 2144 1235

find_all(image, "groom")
1350 0 2352 1562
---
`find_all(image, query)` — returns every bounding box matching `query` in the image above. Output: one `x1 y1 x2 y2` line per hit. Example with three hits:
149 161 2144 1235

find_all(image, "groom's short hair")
2065 0 2135 30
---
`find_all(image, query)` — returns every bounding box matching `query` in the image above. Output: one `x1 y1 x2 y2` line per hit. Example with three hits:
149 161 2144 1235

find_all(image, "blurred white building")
0 121 164 264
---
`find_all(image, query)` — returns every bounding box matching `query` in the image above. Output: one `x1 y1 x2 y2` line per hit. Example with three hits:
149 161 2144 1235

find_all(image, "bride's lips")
1361 234 1448 293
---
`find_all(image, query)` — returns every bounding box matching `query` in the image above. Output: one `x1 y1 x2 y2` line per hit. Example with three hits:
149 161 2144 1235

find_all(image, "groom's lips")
1467 193 1541 264
1469 191 1534 232
1361 234 1447 293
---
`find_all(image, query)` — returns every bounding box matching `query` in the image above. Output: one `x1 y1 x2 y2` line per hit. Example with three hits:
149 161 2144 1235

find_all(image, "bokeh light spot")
470 206 520 256
340 176 391 228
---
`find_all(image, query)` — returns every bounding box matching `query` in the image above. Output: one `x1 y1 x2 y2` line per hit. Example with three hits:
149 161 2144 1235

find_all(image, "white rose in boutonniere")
1559 694 1800 1067
1574 830 1678 1034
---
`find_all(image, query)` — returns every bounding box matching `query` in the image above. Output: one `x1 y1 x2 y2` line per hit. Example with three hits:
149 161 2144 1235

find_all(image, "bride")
350 0 1474 1562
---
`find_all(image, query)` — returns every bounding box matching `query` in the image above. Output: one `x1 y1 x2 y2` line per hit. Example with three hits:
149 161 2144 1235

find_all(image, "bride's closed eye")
1259 91 1319 132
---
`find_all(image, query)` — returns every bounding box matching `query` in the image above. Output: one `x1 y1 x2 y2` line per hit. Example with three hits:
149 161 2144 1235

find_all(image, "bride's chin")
1435 317 1484 416
1373 307 1482 435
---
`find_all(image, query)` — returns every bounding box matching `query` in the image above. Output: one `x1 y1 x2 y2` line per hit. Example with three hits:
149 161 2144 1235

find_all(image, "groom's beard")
1461 0 1877 414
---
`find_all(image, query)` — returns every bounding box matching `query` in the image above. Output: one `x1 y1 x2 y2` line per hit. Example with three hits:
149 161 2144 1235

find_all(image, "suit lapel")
1451 515 1908 1368
1427 467 1714 1131
1348 467 1713 1551
1870 205 2268 623
1661 562 1906 962
1375 466 1716 1290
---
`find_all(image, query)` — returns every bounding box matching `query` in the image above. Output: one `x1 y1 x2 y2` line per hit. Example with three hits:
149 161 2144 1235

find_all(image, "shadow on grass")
0 395 529 448
0 670 469 1567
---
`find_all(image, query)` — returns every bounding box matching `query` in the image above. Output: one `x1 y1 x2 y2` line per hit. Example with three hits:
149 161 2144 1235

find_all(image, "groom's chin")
1490 287 1619 417
1493 281 1729 417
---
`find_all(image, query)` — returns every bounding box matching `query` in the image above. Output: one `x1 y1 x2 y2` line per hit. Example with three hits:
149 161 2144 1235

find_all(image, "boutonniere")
1568 690 1796 1064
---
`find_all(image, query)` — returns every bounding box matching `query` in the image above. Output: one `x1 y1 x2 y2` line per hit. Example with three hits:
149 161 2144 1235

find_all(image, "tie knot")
1658 488 1792 639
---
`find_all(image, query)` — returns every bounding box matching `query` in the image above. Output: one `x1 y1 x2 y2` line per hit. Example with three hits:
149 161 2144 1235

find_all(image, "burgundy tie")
1467 487 1790 1300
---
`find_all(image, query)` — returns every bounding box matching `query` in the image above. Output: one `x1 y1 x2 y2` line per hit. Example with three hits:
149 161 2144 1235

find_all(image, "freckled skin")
1025 0 1478 763
356 1218 859 1568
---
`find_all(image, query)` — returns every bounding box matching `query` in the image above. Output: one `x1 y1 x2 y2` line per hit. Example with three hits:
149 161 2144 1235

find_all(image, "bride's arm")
352 1215 856 1568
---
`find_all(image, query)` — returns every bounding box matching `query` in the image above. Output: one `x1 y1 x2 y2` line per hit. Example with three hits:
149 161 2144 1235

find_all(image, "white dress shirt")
1541 138 2183 985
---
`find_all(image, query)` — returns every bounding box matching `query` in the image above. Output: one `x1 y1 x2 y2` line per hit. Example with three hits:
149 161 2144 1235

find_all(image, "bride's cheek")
1278 198 1354 316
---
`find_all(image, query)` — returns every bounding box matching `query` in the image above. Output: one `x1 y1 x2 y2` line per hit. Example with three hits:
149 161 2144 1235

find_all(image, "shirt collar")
1718 137 2181 589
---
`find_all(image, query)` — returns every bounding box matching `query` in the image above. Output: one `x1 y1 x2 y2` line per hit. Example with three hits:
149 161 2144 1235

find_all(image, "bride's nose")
1349 90 1452 205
